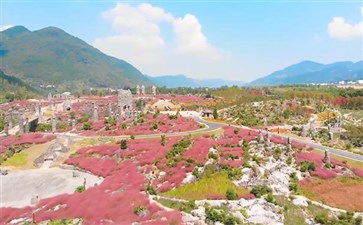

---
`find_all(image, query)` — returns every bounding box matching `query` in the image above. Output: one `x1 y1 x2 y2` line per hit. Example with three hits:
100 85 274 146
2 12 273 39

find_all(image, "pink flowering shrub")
239 193 255 200
296 152 324 168
0 133 55 147
353 168 363 178
310 168 337 179
0 160 183 224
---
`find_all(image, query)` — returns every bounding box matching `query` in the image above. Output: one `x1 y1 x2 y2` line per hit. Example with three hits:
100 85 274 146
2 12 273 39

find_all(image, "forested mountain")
0 26 151 92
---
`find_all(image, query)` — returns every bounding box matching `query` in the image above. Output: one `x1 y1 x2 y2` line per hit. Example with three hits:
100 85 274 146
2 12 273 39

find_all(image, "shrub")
314 212 330 224
35 123 52 132
265 193 276 204
78 114 91 123
286 156 292 165
299 161 316 172
273 147 282 160
69 111 76 119
192 168 201 179
121 123 127 129
133 206 148 216
289 172 299 193
179 201 196 213
120 139 128 150
251 185 272 198
205 205 241 225
161 135 166 146
83 122 91 130
146 184 157 195
226 189 238 200
74 185 85 193
226 167 243 180
208 152 218 160
151 123 158 130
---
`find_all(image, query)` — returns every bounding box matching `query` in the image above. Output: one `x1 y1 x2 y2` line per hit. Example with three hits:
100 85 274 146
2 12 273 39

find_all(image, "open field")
300 178 363 212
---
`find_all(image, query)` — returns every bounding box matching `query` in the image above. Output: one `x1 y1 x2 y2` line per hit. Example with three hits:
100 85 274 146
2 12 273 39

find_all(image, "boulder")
292 196 308 207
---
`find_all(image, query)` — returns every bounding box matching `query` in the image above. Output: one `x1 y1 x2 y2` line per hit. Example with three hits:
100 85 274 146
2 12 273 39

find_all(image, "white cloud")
328 8 363 40
0 25 13 31
94 3 227 79
174 14 219 60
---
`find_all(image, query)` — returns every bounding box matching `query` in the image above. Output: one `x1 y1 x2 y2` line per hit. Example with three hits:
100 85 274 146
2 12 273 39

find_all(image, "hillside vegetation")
0 26 150 92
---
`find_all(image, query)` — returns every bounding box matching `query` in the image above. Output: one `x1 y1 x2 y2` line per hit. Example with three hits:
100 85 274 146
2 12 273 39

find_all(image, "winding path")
54 114 363 163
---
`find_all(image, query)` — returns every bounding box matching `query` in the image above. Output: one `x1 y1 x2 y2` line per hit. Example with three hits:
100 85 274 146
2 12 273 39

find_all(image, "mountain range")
0 26 150 92
0 25 362 90
249 60 363 86
146 75 245 88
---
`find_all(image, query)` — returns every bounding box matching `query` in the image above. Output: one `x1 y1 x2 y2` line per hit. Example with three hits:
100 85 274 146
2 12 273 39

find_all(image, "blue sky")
1 1 362 82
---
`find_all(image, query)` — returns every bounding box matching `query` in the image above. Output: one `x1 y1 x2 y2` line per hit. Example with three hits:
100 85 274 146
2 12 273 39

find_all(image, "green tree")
213 108 218 119
120 139 128 149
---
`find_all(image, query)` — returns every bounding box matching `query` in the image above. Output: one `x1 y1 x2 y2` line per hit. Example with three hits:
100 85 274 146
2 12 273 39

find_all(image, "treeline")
0 79 37 103
271 86 363 110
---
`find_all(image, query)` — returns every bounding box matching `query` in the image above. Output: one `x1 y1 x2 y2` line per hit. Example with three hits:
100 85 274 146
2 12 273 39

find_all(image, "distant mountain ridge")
147 74 245 88
249 60 363 86
0 26 150 92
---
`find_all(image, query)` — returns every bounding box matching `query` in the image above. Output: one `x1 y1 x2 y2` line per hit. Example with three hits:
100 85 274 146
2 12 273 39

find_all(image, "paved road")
54 115 363 162
196 117 363 162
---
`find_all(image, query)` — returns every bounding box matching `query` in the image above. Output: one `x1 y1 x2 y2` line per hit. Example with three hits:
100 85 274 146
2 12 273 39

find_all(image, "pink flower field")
0 160 182 225
0 133 56 155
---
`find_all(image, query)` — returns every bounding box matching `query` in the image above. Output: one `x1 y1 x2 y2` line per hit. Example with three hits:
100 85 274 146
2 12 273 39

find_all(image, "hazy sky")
1 0 362 82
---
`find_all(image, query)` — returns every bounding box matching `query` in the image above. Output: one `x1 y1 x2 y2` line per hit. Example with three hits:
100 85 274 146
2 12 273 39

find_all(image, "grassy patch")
155 198 196 213
274 196 307 225
2 152 28 167
189 128 223 138
305 203 330 219
162 172 249 200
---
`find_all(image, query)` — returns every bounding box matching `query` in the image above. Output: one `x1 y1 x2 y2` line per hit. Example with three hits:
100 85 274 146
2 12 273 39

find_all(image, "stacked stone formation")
152 85 157 96
52 116 57 133
323 149 330 164
4 121 9 135
301 126 307 137
25 118 30 133
309 119 315 131
266 131 271 144
258 130 264 144
37 101 43 123
63 100 72 111
18 110 24 134
71 119 76 130
329 132 334 141
7 109 13 129
141 85 145 95
286 136 292 150
118 89 133 119
136 85 140 95
92 102 98 122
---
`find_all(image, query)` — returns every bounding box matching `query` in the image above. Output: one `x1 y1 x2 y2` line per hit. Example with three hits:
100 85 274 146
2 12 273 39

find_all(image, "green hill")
0 26 150 92
0 69 38 102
